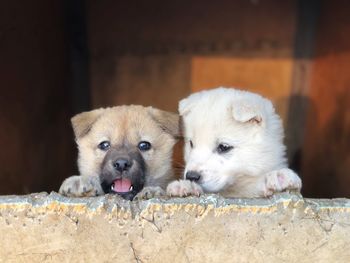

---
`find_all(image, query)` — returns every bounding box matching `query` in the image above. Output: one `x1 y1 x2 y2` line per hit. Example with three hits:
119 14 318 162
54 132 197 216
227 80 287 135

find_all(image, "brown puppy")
59 105 179 200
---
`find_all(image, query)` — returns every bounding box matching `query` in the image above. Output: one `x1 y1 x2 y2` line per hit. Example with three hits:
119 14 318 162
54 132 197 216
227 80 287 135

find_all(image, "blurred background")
0 0 349 198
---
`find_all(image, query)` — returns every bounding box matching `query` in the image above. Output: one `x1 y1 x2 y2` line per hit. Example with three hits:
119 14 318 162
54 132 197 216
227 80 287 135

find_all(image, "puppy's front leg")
59 175 104 197
166 180 204 197
263 168 302 197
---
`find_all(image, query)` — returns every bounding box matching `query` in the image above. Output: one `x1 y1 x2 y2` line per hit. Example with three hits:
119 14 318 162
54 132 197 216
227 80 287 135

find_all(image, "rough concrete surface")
0 192 349 263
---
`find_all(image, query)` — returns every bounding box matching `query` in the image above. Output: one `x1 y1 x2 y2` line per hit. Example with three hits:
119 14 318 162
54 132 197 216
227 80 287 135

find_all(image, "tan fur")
59 105 179 199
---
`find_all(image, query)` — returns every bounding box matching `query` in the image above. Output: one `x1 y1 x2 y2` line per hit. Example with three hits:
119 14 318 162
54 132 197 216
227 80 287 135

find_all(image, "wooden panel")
88 0 296 58
0 1 76 194
301 0 350 198
190 57 294 120
91 55 191 112
88 0 297 111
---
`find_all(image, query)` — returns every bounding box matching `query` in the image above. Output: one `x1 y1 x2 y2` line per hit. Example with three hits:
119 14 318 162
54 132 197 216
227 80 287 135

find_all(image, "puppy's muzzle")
185 171 201 182
100 147 146 200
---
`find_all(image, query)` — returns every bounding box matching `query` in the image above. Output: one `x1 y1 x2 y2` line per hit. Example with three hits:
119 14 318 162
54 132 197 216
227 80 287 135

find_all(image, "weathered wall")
0 193 349 262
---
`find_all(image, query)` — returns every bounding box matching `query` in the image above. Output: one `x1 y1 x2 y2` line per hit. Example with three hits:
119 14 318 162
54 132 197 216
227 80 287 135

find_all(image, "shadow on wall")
301 92 350 198
283 92 350 198
284 95 313 175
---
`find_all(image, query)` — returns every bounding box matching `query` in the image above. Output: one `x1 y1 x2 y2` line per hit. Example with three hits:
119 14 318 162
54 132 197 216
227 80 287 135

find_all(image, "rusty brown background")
0 0 349 197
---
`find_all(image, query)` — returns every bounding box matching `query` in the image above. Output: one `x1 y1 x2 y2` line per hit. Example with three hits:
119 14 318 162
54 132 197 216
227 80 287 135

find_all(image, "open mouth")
110 178 134 193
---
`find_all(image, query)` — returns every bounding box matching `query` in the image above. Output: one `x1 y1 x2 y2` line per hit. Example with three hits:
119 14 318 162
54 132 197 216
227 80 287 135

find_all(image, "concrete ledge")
0 192 349 262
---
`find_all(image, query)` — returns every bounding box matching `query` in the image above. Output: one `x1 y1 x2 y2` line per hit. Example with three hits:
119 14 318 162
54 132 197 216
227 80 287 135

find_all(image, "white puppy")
167 87 302 198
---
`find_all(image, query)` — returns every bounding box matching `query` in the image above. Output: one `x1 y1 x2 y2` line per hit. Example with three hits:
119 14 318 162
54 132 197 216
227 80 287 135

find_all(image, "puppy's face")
180 88 285 193
72 105 179 200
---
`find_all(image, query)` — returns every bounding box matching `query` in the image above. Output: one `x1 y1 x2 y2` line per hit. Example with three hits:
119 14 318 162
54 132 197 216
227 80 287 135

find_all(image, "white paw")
264 168 302 197
166 180 203 197
134 186 165 200
59 175 104 197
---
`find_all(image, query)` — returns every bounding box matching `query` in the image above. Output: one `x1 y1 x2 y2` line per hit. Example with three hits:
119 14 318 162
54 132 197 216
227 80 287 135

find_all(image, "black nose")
113 158 131 172
185 171 201 182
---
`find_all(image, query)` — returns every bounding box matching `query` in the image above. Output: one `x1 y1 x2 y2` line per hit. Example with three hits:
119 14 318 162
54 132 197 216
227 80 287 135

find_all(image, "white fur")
168 87 301 198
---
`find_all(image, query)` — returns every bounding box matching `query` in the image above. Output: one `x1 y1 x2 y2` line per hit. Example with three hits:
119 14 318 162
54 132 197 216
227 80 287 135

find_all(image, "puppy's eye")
98 141 110 151
138 141 151 151
189 140 193 148
217 143 233 154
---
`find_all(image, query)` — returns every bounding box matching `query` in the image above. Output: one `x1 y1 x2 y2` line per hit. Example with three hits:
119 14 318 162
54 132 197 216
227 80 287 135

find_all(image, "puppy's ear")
148 107 180 138
71 108 105 139
232 99 267 125
178 96 194 116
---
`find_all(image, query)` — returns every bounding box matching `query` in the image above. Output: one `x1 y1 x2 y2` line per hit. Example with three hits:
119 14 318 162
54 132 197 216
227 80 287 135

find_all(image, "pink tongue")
113 178 132 193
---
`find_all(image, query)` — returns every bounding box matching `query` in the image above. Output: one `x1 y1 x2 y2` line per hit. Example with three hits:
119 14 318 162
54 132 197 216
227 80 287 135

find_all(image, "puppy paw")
59 175 104 197
166 180 203 197
134 186 165 200
264 168 302 197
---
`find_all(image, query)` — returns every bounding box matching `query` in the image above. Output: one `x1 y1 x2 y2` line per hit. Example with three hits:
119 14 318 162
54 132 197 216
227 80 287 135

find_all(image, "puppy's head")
72 105 179 200
179 87 286 193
